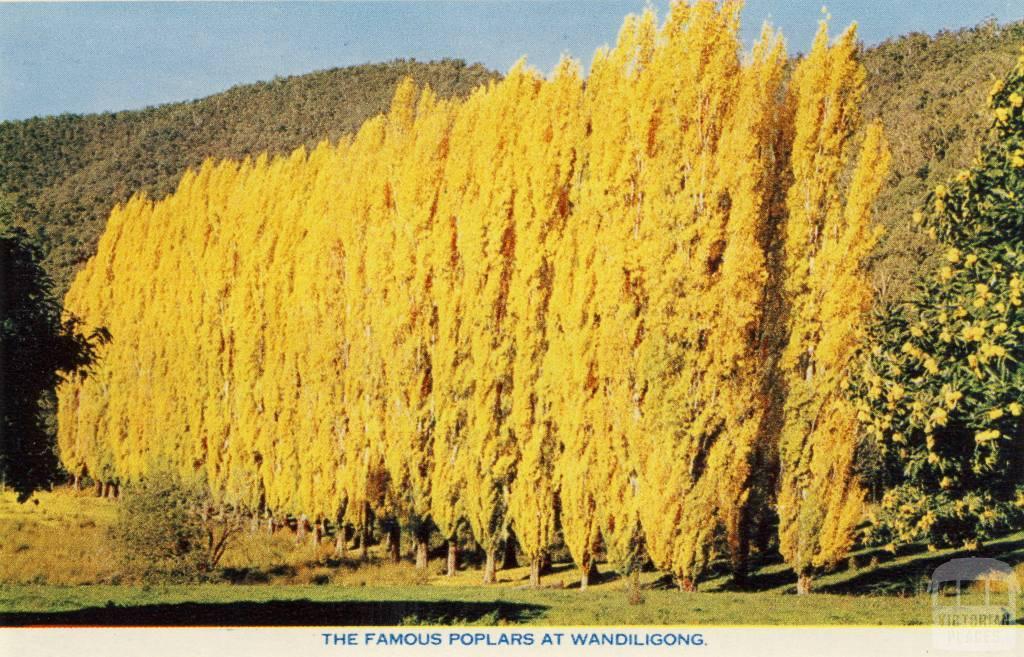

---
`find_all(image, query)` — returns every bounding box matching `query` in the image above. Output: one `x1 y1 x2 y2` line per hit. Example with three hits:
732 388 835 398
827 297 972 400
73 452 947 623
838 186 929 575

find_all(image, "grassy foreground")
0 489 1021 626
0 582 950 626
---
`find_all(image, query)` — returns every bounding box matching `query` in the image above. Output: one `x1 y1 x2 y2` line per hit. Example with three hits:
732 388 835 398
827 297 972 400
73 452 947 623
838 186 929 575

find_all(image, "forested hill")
2 20 1024 300
862 19 1024 302
0 59 498 295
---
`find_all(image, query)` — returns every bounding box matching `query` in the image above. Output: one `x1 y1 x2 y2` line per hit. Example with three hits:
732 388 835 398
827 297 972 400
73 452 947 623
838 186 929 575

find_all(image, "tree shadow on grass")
0 599 549 627
706 534 1024 595
819 536 1024 596
720 565 795 592
564 567 620 590
497 560 590 589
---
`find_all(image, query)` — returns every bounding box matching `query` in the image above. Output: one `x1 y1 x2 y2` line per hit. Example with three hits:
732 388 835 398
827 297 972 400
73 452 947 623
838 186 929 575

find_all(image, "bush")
113 479 241 582
854 49 1024 549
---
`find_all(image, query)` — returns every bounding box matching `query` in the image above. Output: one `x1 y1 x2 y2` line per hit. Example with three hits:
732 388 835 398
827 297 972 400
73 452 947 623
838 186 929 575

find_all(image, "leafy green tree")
855 50 1024 550
1 194 104 501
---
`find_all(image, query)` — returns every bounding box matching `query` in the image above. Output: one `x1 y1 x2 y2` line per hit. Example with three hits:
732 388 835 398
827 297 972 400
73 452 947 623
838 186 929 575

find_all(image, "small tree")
114 479 243 581
856 50 1024 550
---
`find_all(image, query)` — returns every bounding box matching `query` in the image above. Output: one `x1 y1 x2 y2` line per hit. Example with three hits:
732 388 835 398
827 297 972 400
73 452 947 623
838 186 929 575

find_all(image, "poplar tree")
379 83 454 566
630 0 761 591
452 67 539 583
705 26 787 583
777 23 891 594
548 9 659 588
581 12 653 581
55 2 893 592
506 58 585 587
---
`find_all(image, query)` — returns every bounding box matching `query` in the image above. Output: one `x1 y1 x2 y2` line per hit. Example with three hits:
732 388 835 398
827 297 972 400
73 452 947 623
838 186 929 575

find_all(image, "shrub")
113 479 242 582
854 48 1024 549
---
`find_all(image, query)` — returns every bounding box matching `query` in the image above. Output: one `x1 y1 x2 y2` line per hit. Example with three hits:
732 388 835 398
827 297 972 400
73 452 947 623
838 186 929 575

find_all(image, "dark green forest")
1 22 1023 300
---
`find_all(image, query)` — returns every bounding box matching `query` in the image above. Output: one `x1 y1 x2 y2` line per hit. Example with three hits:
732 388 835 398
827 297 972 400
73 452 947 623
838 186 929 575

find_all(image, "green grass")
0 582 951 626
0 489 1021 626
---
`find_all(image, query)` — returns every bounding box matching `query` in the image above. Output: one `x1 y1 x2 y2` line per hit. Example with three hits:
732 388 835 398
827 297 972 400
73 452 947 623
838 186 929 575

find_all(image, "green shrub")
113 479 241 582
855 49 1024 549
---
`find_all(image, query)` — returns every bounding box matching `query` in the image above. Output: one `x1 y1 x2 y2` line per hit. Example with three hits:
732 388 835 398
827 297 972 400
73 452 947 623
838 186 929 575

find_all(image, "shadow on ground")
673 533 1024 596
820 536 1024 596
0 599 549 627
721 565 795 593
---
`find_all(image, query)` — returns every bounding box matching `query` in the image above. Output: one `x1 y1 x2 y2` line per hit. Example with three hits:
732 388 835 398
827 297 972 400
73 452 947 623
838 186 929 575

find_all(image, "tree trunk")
95 480 103 497
529 556 541 588
103 481 113 498
731 513 750 588
335 526 348 558
446 541 459 577
112 483 119 498
388 525 401 564
581 558 598 589
415 537 429 569
297 514 308 542
360 525 370 561
483 549 497 584
73 474 82 491
755 511 773 556
678 577 696 592
540 551 553 575
502 537 519 570
266 514 275 535
313 519 323 550
796 572 813 595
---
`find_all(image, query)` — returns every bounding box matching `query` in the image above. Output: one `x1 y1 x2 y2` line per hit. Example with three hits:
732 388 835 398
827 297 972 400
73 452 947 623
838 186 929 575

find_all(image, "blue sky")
1 1 1022 121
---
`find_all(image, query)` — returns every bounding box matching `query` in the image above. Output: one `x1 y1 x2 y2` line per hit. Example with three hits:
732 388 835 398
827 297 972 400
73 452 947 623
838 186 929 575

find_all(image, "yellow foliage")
58 1 885 589
777 22 890 578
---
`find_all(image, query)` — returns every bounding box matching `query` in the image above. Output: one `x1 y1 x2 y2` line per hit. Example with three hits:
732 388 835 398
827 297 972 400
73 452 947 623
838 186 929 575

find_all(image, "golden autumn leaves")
777 27 892 592
57 1 888 591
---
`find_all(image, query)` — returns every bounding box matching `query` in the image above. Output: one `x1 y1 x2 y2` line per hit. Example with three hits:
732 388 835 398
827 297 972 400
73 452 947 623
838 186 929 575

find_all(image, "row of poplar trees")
57 1 890 593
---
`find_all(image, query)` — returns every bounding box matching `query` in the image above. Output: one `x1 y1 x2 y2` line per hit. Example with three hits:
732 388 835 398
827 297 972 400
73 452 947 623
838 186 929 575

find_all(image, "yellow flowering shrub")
855 48 1024 549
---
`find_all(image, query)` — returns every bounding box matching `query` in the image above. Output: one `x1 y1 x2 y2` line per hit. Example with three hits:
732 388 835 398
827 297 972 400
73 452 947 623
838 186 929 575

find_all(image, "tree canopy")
1 195 104 501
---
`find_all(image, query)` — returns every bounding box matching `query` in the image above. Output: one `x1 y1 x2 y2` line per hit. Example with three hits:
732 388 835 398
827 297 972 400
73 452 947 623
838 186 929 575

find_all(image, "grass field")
0 582 955 626
1 489 1021 626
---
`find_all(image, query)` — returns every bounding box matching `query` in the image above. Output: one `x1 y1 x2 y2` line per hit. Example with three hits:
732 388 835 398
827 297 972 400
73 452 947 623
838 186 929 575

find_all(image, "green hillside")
1 21 1023 300
862 19 1024 302
0 59 497 295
